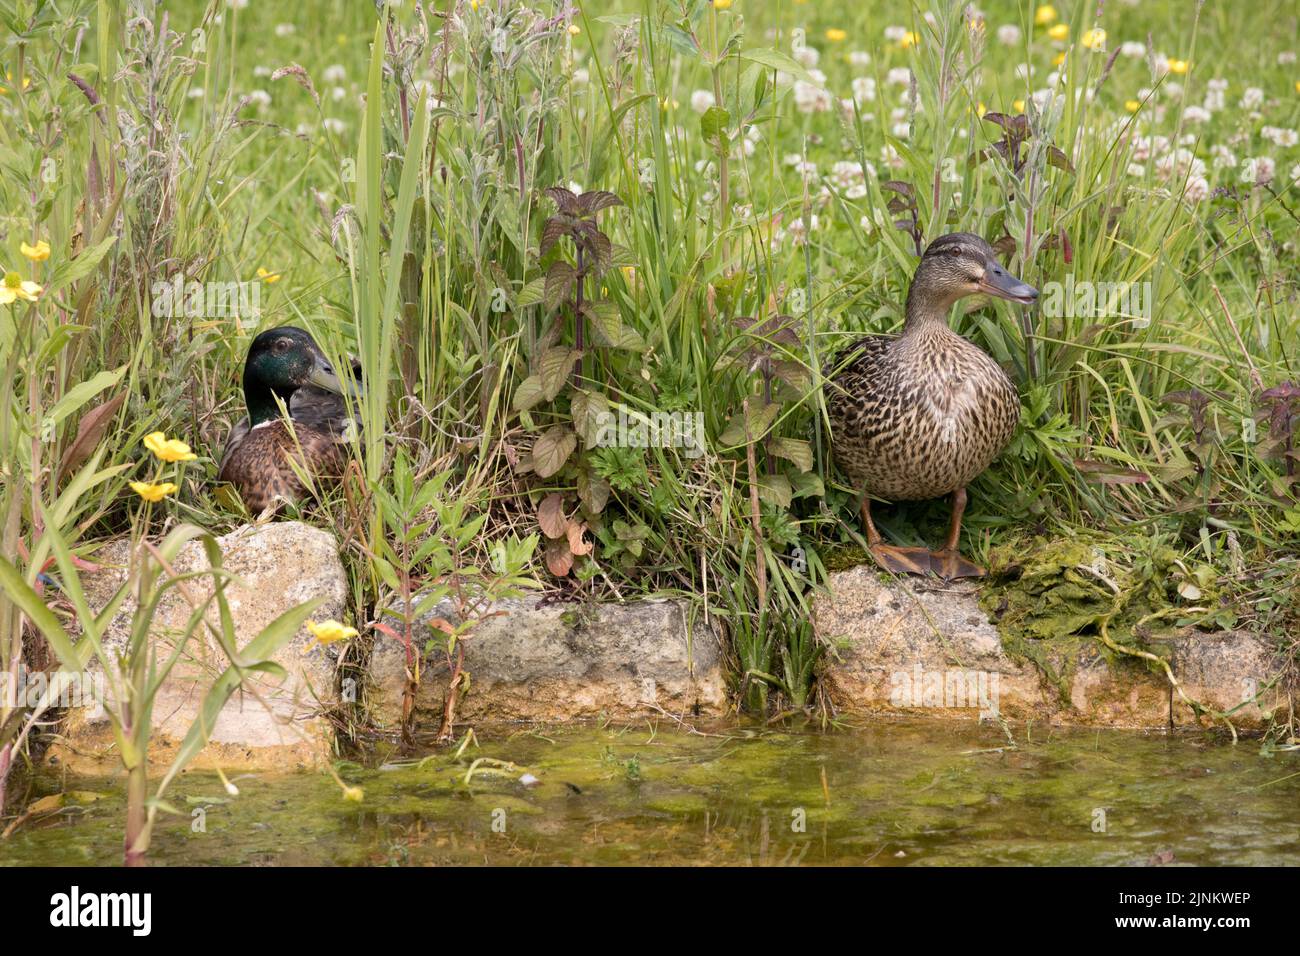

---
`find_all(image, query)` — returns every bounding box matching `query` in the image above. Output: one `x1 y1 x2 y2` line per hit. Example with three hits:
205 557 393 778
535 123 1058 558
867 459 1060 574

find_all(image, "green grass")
1 0 1298 770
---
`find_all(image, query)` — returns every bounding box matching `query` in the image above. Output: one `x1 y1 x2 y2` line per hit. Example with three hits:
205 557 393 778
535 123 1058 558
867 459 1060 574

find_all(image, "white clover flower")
793 45 821 68
1120 41 1146 58
323 117 347 135
1241 156 1275 184
1126 162 1146 177
1289 162 1300 186
793 81 832 113
1211 144 1237 168
247 89 271 108
1208 78 1229 92
849 50 871 67
1278 51 1297 65
1014 62 1033 80
1262 126 1299 147
830 160 869 198
1156 148 1204 181
884 25 907 42
690 89 716 113
1240 87 1264 110
1164 82 1183 99
786 215 818 247
323 65 347 84
187 87 205 99
1183 176 1210 202
275 23 295 37
996 24 1021 45
891 121 911 138
851 76 877 103
881 144 905 169
1203 89 1225 112
253 65 272 78
1182 105 1210 123
226 0 248 9
573 68 589 85
1030 88 1061 112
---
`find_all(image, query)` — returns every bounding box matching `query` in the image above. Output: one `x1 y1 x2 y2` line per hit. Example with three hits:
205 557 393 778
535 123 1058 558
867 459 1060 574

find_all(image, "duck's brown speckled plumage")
824 233 1036 577
218 418 349 514
827 323 1020 502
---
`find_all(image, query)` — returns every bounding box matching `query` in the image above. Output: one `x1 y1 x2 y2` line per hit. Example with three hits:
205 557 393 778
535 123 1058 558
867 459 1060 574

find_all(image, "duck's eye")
273 338 290 353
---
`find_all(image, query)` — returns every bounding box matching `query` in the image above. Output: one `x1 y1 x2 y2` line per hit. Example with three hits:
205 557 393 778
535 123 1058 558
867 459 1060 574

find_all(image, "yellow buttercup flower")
0 271 42 304
1053 51 1066 66
977 102 986 117
0 71 32 94
306 619 359 645
255 266 281 284
20 240 50 262
568 24 581 36
1295 81 1300 94
342 785 365 803
1047 23 1069 41
1167 58 1189 74
1034 5 1058 26
1013 99 1026 113
825 28 847 42
130 481 179 503
1081 28 1106 50
1125 99 1141 112
899 30 919 49
713 0 733 8
143 431 198 463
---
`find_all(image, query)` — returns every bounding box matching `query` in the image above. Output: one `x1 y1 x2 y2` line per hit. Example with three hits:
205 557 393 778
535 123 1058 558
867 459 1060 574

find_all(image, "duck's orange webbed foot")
869 544 935 576
929 549 986 580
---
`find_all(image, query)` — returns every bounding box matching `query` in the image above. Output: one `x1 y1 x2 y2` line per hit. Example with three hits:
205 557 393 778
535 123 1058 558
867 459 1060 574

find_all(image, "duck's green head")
242 326 346 425
907 233 1038 323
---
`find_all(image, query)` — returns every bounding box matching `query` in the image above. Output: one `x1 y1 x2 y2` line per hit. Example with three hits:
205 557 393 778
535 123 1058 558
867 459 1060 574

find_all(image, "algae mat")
7 721 1300 866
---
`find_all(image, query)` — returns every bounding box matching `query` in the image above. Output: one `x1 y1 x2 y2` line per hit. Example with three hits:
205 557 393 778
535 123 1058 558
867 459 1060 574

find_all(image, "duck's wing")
218 417 251 479
824 334 893 397
289 356 363 438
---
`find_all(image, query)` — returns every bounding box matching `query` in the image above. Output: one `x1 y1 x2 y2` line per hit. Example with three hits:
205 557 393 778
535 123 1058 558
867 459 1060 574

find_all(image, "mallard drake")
218 326 359 514
826 233 1037 579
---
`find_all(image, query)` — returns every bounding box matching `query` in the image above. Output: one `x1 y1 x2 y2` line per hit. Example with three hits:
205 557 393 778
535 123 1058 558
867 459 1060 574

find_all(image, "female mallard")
218 326 358 514
826 233 1037 579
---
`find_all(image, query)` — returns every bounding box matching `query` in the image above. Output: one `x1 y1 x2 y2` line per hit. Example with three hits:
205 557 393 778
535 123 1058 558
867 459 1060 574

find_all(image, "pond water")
6 719 1299 866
